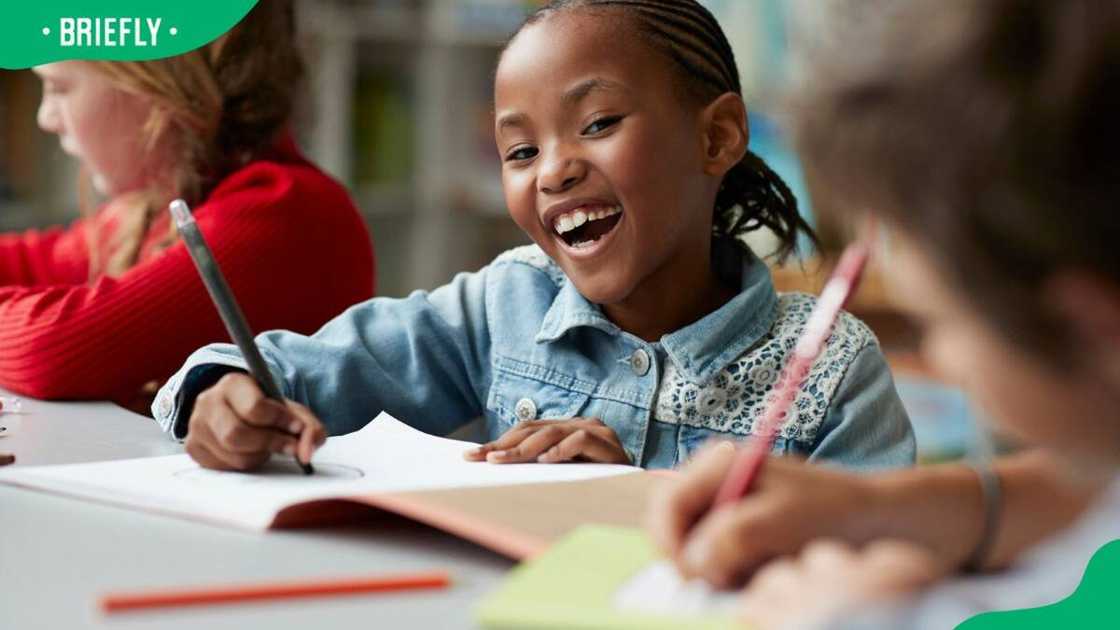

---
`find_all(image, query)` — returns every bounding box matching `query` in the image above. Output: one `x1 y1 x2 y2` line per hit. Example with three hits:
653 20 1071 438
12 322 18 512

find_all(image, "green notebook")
476 525 741 630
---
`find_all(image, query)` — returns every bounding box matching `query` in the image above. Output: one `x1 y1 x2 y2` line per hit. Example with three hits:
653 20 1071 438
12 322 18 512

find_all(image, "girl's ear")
1048 272 1120 390
699 93 749 177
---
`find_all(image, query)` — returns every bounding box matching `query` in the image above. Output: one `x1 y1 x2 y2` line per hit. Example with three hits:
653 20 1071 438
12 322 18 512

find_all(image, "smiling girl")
157 0 913 473
0 1 373 407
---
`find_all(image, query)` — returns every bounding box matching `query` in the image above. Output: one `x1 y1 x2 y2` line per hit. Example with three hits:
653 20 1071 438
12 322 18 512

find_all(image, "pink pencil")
713 241 871 506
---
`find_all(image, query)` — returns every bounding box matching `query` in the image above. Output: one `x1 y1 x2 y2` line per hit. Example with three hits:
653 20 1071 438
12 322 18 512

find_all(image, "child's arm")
155 269 493 468
0 222 89 286
646 447 1100 588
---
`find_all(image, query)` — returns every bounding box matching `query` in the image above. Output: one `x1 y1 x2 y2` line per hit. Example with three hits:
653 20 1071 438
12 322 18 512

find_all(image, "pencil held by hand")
169 199 320 474
714 240 870 507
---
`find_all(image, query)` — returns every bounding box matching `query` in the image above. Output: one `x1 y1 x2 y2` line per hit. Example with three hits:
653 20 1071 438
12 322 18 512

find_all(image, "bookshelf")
295 0 537 298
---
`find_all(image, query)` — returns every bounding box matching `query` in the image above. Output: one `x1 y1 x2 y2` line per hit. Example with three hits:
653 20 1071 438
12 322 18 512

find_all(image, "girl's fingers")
203 400 287 456
861 540 945 589
537 429 631 464
737 541 942 630
185 425 227 470
801 539 858 573
285 401 326 465
677 497 790 588
464 421 550 460
745 556 803 598
192 422 270 471
186 441 230 471
186 407 229 468
219 374 299 433
487 425 568 463
645 441 738 558
582 418 625 448
739 558 804 629
210 444 272 471
462 447 488 461
464 418 622 463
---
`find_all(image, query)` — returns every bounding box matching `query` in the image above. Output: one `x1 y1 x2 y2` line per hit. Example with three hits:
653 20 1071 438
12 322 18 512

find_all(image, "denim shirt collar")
535 251 779 385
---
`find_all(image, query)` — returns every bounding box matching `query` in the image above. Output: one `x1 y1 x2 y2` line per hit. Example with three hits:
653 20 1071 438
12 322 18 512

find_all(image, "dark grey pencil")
169 199 313 475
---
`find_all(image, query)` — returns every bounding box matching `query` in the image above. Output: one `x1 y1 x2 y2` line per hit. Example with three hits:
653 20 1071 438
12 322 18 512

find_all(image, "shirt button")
158 393 172 418
514 398 538 422
630 348 651 376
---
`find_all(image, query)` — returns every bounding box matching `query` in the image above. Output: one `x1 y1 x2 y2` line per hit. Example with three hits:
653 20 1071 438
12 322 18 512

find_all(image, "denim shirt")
154 245 915 470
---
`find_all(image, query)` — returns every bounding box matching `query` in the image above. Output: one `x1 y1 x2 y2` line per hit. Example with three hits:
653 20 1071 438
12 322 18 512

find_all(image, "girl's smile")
494 10 744 340
544 198 624 257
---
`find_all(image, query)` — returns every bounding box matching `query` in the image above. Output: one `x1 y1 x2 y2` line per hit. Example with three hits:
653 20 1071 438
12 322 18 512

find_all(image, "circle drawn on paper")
173 460 364 483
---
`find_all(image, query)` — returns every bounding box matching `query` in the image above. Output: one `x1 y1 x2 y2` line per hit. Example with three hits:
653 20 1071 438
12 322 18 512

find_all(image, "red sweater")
0 148 374 403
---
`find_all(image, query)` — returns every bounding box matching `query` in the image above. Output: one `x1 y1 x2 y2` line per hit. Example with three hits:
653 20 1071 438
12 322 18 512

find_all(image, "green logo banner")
0 1 259 69
958 539 1120 628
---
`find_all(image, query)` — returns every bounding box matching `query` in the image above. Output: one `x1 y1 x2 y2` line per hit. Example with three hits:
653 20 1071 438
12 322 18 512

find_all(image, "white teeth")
553 205 622 235
557 215 575 234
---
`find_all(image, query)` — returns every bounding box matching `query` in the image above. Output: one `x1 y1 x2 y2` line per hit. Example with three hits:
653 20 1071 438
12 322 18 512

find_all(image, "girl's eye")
504 146 539 162
582 115 623 135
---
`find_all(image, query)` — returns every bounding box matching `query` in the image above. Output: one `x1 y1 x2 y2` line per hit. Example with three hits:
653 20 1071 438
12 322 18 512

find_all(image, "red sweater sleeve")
0 221 91 286
0 160 374 402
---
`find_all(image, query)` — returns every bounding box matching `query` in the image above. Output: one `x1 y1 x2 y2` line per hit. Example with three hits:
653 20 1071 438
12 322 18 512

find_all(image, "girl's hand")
645 442 881 588
739 539 945 630
184 372 327 471
464 418 632 464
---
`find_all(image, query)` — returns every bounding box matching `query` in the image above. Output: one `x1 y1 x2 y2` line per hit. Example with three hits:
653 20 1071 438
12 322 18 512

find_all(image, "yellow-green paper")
475 525 740 630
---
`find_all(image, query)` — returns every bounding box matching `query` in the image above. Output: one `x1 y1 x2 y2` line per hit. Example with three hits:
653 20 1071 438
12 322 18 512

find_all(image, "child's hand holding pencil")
646 238 874 587
186 372 326 472
646 446 883 587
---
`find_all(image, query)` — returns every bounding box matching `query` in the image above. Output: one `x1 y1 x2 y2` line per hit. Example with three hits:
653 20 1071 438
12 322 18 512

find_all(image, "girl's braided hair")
510 0 818 262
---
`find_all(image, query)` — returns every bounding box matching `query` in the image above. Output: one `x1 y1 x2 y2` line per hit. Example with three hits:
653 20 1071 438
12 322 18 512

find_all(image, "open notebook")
0 413 666 559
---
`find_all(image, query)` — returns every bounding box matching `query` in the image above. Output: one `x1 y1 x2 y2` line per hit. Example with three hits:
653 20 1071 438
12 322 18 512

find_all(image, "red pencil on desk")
713 241 871 506
99 570 451 614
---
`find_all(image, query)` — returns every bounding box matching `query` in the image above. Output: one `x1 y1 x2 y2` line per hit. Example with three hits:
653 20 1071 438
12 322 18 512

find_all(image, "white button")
158 393 172 418
630 349 651 376
514 397 538 422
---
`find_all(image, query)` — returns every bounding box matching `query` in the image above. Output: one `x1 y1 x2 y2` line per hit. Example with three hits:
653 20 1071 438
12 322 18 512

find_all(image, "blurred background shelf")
0 70 77 231
296 0 535 297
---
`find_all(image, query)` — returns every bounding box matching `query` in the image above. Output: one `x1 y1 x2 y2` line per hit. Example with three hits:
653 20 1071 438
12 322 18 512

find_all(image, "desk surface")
0 393 513 629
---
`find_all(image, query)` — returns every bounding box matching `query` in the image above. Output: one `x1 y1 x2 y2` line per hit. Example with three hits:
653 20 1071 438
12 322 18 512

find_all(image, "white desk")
0 392 513 629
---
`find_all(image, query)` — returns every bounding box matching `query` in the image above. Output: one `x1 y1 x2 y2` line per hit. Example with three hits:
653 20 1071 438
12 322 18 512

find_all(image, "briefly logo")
0 1 258 69
43 18 175 48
